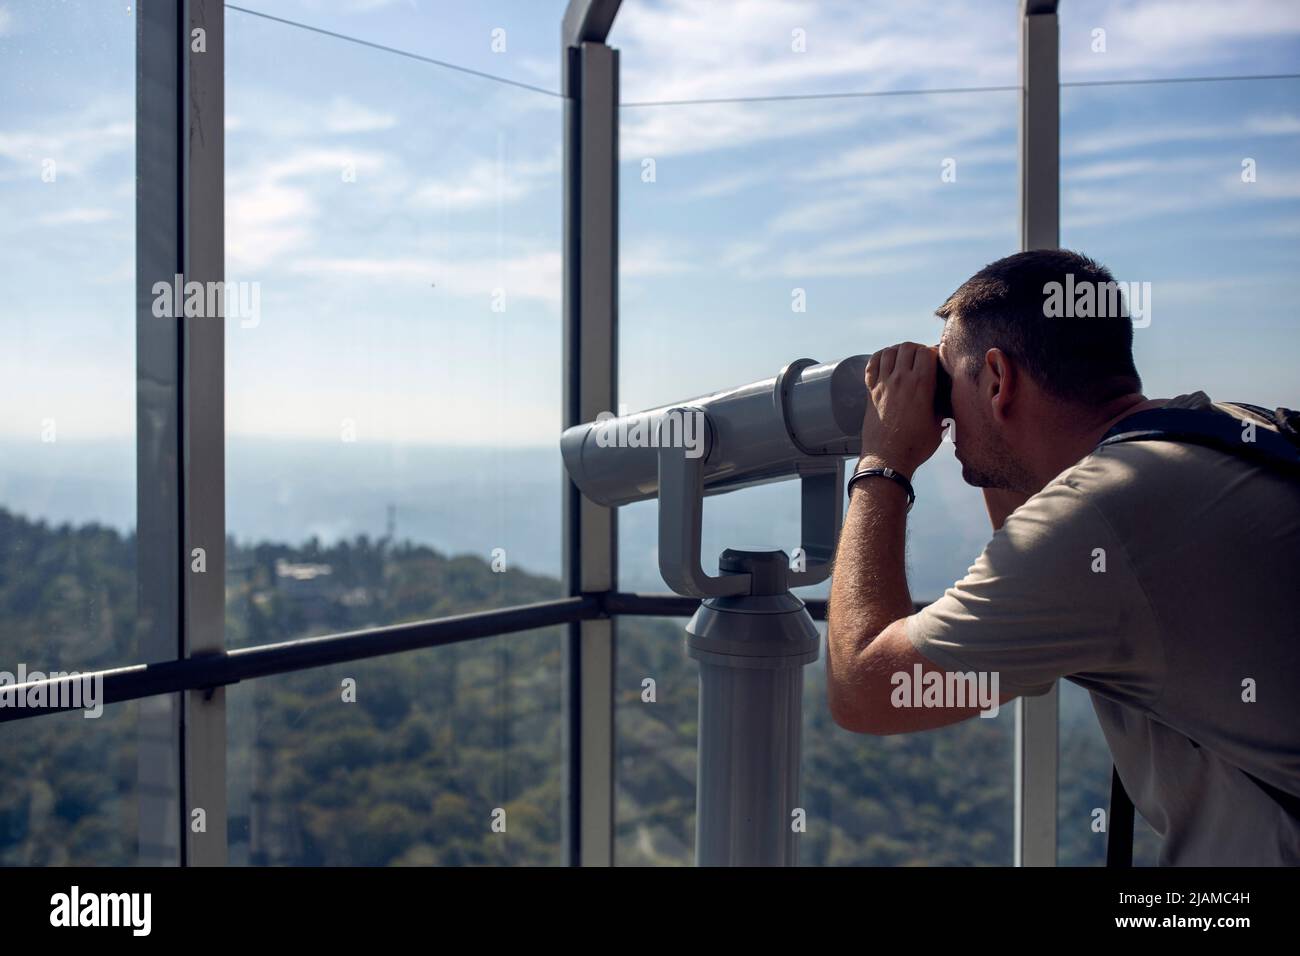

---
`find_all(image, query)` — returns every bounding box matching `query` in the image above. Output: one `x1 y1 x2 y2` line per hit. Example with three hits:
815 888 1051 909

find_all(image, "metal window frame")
136 0 184 868
131 0 228 868
133 0 228 867
561 0 623 868
179 0 228 868
1016 0 1061 868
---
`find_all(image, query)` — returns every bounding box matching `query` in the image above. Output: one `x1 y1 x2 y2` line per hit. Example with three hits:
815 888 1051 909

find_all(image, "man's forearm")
827 470 915 664
828 340 941 719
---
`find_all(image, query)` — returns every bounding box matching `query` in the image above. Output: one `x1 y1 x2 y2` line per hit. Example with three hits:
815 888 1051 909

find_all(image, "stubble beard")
958 428 1035 494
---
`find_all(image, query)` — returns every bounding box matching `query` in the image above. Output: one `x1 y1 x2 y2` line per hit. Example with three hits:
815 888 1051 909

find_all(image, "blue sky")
1 0 1298 449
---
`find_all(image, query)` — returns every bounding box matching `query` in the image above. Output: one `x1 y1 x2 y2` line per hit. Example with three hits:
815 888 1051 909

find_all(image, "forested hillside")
0 508 1156 865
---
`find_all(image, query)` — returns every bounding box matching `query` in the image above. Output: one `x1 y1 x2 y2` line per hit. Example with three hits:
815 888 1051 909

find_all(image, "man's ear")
984 348 1017 422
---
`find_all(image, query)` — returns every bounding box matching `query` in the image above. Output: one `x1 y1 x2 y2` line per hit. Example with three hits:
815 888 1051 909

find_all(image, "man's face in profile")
937 317 1026 491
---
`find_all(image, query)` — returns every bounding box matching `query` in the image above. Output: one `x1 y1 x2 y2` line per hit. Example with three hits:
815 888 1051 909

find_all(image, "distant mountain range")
0 435 996 597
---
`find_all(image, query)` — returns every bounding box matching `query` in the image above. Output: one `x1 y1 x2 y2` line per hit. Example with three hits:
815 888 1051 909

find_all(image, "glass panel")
1059 0 1300 84
803 625 1014 865
611 0 1019 103
225 7 564 650
0 702 141 865
615 89 1019 864
0 1 154 865
1057 75 1300 865
228 1 573 94
227 629 564 865
615 615 1016 866
616 90 1019 591
0 1 138 669
615 617 696 864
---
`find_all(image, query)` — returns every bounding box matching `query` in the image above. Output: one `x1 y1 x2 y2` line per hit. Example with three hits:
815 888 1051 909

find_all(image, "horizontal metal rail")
2 595 596 723
0 592 816 722
0 590 924 723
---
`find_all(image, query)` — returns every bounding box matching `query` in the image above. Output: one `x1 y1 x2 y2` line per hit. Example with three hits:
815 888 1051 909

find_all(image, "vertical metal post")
136 0 226 868
182 0 227 866
1016 0 1060 868
136 0 184 868
687 552 820 866
561 0 622 867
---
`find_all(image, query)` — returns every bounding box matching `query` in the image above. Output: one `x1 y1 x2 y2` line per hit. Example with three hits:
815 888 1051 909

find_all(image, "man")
825 249 1300 866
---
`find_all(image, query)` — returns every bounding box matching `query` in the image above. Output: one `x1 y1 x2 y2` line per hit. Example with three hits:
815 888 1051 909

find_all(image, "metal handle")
657 407 844 598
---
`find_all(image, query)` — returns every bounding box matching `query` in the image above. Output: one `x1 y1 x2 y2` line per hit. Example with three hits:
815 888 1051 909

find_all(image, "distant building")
274 559 336 624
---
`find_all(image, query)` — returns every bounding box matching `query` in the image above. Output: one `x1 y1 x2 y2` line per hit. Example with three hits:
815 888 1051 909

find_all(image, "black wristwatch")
847 466 915 510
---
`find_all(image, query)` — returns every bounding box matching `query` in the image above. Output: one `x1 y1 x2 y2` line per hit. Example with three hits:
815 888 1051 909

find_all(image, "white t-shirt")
907 393 1300 865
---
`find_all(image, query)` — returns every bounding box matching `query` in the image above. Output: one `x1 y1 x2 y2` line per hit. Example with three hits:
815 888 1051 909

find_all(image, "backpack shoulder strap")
1230 403 1300 448
1098 405 1300 476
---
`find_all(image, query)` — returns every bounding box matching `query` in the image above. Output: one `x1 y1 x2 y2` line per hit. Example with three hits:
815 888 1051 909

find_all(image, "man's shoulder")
1054 390 1267 495
1034 390 1296 538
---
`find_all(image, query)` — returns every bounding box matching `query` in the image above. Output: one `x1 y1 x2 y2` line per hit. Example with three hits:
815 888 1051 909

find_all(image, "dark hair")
936 249 1142 406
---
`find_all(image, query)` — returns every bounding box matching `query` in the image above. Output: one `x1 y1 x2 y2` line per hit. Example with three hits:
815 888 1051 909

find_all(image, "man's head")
935 250 1144 492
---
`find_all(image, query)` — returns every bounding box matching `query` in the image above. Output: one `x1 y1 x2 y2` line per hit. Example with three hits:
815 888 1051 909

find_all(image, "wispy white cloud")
226 180 317 273
675 163 785 200
225 147 389 271
620 98 852 161
1147 275 1273 308
293 0 418 14
755 248 935 280
0 99 132 178
1244 113 1300 135
611 0 1019 162
721 217 1012 280
324 96 398 134
1064 120 1227 158
793 124 1015 185
411 152 558 211
1238 216 1300 238
1060 0 1300 78
622 238 697 277
1064 155 1218 183
612 0 1017 104
1064 110 1300 158
291 250 562 309
37 207 115 226
1058 111 1300 225
1226 171 1300 200
621 86 1020 283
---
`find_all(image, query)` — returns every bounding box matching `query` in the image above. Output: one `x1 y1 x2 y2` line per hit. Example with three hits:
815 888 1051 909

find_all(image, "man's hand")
859 342 944 477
